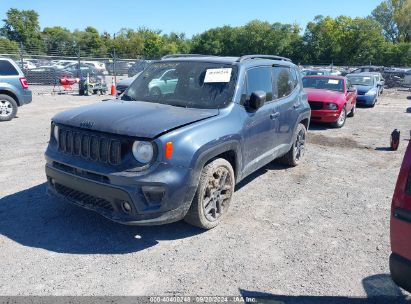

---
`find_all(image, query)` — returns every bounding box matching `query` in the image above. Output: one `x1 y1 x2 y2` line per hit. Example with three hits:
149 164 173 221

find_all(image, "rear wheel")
331 106 346 128
279 123 307 167
0 94 18 122
184 158 235 229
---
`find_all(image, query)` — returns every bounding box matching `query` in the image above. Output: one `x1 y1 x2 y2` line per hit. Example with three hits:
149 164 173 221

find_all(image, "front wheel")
331 106 346 128
347 103 356 117
279 123 307 167
184 158 235 229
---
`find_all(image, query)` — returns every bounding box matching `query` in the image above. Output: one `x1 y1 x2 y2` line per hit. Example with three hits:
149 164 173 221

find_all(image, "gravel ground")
1 86 411 302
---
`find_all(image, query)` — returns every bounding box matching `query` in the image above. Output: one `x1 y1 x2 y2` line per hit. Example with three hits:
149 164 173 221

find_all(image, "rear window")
0 60 19 76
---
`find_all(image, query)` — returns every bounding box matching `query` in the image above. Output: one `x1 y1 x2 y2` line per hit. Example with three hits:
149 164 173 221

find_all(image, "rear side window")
245 67 273 102
273 66 294 98
0 60 19 76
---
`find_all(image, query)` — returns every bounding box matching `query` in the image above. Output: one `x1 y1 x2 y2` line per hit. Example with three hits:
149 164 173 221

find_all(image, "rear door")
271 66 299 148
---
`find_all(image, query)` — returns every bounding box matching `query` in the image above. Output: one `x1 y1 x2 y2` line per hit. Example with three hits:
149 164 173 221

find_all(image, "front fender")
191 139 242 184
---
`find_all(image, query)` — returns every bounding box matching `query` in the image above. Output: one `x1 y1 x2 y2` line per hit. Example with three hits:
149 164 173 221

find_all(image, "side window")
346 79 351 90
291 68 299 89
0 60 19 76
245 67 273 103
273 66 293 98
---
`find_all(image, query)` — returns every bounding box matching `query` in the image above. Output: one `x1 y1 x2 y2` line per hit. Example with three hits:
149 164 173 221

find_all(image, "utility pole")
19 42 24 69
113 33 117 85
77 46 81 78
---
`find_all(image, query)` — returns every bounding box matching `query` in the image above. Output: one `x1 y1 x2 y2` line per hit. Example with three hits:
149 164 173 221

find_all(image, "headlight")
327 103 338 110
132 141 154 164
365 88 377 96
53 124 59 142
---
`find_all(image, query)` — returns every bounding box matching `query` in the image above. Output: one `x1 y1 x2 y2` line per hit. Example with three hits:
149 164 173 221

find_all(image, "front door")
242 66 277 175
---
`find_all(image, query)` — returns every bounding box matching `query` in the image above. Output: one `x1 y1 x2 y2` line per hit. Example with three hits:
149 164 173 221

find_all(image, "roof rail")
161 54 216 60
237 55 292 63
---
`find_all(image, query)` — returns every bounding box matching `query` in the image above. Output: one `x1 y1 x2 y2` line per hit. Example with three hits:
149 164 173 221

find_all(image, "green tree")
42 26 76 56
73 26 105 57
0 38 19 53
372 0 411 42
1 8 44 53
303 15 387 65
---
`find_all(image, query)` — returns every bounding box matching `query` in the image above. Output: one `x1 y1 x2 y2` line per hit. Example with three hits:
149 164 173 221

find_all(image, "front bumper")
390 253 411 292
19 89 32 105
310 109 341 123
45 159 197 225
356 94 376 105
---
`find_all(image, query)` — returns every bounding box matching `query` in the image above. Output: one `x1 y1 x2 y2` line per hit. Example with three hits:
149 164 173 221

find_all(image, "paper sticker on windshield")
328 79 339 84
204 68 232 83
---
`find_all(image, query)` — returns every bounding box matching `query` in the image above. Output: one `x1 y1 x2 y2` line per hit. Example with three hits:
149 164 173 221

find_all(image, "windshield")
347 75 375 86
302 77 344 92
123 61 237 109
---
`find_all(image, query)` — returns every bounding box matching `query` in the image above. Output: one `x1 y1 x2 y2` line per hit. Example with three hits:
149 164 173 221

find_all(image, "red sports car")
302 76 357 128
390 139 411 292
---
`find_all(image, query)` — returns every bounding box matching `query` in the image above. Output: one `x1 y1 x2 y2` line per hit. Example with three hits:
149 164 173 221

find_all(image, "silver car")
0 58 32 121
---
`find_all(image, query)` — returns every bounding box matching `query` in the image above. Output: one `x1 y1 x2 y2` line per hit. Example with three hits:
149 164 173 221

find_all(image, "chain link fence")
1 44 410 89
0 43 143 88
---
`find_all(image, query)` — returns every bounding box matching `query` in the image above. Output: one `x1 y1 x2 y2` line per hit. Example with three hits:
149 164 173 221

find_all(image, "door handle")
293 103 301 109
270 112 280 119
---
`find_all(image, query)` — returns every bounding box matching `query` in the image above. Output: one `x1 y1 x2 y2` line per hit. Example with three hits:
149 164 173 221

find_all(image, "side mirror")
248 91 266 111
347 87 356 93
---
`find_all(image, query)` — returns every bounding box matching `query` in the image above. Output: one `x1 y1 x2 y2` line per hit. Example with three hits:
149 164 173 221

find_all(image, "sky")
0 0 382 37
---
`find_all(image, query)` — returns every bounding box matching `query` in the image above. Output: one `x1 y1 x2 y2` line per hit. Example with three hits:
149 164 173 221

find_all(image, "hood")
304 88 344 103
353 85 373 94
52 100 219 138
116 75 138 87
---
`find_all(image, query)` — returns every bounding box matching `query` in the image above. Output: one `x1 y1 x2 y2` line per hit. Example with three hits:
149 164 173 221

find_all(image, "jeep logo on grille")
80 120 94 129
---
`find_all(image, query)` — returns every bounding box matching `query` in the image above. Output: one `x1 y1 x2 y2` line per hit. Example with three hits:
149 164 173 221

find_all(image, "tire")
278 123 307 167
184 158 235 229
347 103 356 117
331 106 347 128
0 94 18 122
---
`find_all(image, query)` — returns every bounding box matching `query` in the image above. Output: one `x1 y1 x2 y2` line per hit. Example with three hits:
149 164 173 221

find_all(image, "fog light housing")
142 186 165 205
121 201 133 214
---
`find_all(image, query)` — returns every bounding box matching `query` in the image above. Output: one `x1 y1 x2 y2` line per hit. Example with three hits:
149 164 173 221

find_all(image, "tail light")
19 77 29 89
392 140 411 211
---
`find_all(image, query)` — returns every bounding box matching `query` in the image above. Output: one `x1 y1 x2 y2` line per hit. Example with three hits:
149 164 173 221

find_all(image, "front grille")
55 183 114 212
357 91 366 96
58 127 122 165
309 101 323 110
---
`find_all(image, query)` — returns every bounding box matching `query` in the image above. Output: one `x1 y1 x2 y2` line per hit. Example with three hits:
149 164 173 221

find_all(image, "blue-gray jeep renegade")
45 54 310 229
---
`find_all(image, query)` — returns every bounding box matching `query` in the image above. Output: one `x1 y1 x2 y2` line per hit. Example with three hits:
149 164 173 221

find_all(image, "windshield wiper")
121 94 136 101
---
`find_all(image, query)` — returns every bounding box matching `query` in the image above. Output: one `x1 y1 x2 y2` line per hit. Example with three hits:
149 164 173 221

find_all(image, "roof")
303 75 346 80
160 54 294 66
347 73 377 77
